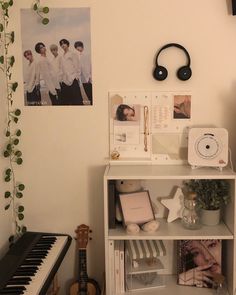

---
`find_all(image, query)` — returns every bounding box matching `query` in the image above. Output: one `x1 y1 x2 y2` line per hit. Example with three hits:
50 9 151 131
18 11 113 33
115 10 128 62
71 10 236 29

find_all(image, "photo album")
177 240 222 288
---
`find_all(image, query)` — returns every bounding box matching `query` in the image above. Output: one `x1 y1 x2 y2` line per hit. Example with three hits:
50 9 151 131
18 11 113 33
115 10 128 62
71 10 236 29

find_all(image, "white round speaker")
188 128 228 169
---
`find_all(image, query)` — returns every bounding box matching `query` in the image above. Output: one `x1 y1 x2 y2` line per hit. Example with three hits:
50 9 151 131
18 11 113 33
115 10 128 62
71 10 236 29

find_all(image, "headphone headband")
155 43 191 67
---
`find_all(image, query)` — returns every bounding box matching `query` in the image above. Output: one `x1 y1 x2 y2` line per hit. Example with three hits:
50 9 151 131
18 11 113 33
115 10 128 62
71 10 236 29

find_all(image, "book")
108 180 116 229
108 240 115 295
114 240 121 293
177 239 222 288
119 240 125 293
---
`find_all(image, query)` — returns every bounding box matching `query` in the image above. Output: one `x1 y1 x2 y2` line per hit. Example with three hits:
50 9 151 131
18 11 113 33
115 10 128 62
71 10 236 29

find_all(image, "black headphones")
153 43 192 81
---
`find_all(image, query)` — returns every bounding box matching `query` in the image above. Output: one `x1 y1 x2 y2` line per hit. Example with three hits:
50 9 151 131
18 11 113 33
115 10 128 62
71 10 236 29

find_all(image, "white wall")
1 0 236 294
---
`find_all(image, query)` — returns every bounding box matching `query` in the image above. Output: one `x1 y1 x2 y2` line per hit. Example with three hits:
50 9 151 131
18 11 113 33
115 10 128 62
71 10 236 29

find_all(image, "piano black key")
26 253 46 259
0 286 26 294
21 260 42 266
14 271 36 277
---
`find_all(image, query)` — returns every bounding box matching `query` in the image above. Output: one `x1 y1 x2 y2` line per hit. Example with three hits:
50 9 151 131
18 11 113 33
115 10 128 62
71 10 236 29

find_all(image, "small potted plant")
184 179 230 225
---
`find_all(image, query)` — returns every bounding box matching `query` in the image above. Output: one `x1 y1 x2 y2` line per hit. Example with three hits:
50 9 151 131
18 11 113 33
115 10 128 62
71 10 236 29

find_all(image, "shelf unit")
104 164 236 295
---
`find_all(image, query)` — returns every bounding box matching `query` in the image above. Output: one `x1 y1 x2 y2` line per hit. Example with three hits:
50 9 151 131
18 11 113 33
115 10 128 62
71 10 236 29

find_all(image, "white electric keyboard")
0 232 72 295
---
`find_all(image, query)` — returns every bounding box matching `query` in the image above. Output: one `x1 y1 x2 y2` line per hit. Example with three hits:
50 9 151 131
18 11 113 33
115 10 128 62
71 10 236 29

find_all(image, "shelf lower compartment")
107 218 233 240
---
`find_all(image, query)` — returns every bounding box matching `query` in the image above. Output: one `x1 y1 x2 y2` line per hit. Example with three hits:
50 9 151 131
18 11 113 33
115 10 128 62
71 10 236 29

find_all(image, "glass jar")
181 192 201 230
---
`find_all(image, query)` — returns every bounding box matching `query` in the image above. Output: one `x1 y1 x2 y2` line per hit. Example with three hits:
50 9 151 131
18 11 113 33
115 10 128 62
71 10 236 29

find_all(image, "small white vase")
200 208 221 226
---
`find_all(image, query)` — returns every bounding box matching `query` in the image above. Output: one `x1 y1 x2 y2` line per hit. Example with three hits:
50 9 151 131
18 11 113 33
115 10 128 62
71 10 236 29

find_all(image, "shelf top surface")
107 219 233 240
104 164 236 179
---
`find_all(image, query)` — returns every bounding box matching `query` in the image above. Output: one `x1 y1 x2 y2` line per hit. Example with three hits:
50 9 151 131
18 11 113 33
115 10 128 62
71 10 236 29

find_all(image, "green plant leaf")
9 0 13 6
42 18 49 25
0 55 4 64
18 213 24 220
13 117 18 123
5 204 10 210
16 158 23 165
18 206 24 213
0 24 3 32
18 184 25 191
4 191 11 198
33 3 38 11
5 130 10 137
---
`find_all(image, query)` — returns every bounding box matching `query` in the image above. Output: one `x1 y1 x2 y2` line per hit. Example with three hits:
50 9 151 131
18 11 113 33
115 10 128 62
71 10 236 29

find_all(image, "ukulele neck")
79 249 88 285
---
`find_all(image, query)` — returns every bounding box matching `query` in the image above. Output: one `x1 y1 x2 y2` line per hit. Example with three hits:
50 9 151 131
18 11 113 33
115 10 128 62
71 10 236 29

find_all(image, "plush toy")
115 180 160 234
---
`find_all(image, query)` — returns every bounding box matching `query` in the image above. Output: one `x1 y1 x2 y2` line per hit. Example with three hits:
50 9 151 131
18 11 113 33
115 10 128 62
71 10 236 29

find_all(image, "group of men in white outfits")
23 39 92 106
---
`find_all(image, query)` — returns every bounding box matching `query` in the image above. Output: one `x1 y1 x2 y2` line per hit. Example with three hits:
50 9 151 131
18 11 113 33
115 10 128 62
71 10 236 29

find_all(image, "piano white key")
22 236 68 295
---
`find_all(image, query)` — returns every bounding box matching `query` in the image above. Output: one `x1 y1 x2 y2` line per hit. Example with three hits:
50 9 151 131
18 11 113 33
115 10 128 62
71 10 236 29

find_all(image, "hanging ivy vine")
33 0 50 25
0 0 26 243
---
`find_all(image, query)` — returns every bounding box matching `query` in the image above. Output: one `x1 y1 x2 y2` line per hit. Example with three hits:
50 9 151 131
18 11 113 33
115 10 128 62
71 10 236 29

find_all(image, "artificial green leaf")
43 7 49 13
42 18 49 25
10 31 14 43
8 56 15 66
5 130 10 137
5 168 11 175
13 138 19 145
0 55 4 64
5 204 10 210
4 150 10 157
0 24 3 32
14 109 21 116
16 129 21 136
15 150 22 157
22 226 27 233
4 191 11 198
18 206 24 213
33 3 38 11
16 192 23 198
18 184 25 191
8 235 14 243
9 0 13 6
11 82 18 91
13 117 18 123
6 143 12 150
16 158 23 165
2 2 9 10
18 213 24 220
5 176 10 182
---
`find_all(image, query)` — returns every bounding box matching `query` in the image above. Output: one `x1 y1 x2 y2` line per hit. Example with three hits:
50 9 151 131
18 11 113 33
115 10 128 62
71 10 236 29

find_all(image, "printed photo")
21 8 92 106
178 239 222 288
173 95 191 119
113 104 141 124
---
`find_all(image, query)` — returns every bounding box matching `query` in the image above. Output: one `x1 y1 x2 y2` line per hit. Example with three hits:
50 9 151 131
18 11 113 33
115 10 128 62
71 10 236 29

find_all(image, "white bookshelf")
104 164 236 295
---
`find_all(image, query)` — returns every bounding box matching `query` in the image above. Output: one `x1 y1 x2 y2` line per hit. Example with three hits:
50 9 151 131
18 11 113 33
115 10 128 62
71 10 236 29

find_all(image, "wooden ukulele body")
70 278 100 295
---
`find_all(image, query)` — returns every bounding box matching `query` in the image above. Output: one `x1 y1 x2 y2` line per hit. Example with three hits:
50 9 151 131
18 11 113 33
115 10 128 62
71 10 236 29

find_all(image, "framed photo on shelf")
118 191 155 226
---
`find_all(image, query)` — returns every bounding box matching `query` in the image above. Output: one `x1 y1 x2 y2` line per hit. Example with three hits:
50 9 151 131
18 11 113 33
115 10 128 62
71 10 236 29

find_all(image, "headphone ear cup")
153 66 168 81
177 66 192 81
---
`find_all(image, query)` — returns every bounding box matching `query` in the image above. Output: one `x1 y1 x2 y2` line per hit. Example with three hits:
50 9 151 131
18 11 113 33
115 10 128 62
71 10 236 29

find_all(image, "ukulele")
70 224 101 295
